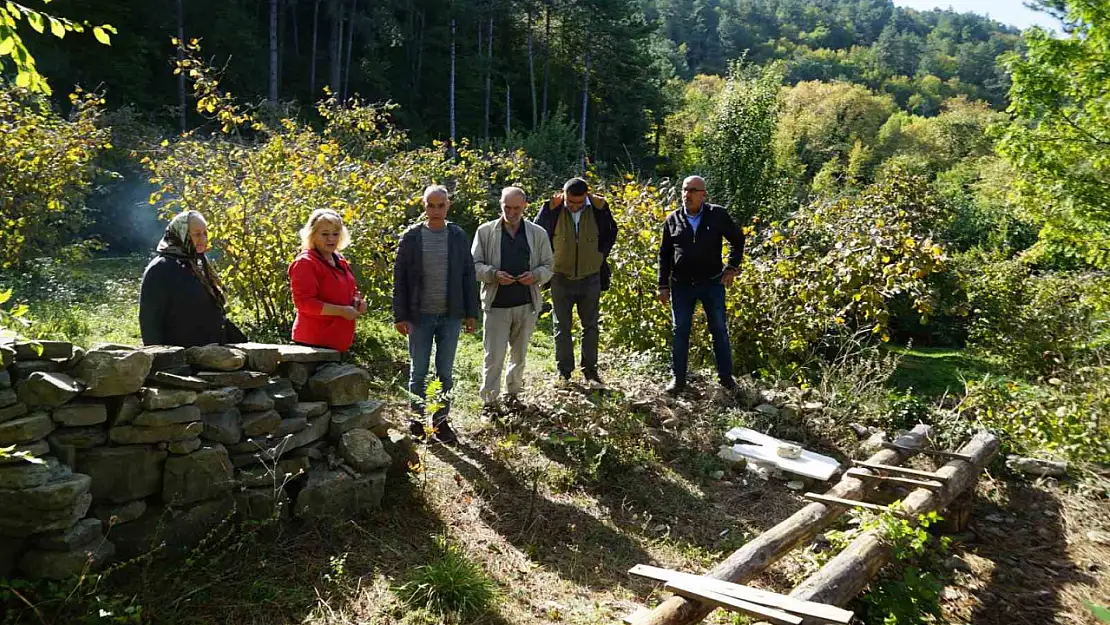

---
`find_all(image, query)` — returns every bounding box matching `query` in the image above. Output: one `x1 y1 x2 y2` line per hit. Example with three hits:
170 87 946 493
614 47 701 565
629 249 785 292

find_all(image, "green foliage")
997 0 1110 268
0 85 110 269
701 60 785 223
0 2 114 95
1087 602 1110 624
961 367 1110 464
396 535 498 620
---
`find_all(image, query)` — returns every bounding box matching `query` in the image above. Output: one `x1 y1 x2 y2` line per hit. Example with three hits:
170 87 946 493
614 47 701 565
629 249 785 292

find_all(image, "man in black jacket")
534 177 618 385
392 185 479 444
657 175 744 395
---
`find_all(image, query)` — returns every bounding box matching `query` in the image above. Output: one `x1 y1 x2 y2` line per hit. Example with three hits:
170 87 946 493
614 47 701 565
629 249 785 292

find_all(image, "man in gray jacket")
472 187 554 413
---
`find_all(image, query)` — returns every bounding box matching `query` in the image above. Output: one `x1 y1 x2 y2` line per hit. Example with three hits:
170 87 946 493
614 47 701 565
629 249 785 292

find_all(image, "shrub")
396 536 498 620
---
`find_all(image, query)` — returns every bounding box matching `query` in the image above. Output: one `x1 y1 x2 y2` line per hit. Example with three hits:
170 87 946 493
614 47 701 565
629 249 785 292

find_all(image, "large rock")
328 400 386 439
280 362 310 389
195 371 268 389
132 405 202 428
73 348 153 397
274 417 308 437
0 455 58 489
194 387 244 413
163 444 234 506
227 343 282 374
0 387 16 408
13 340 73 361
241 409 280 437
108 395 141 426
235 487 289 522
308 364 371 406
287 412 331 451
0 474 93 537
0 411 55 446
289 401 328 420
75 446 168 503
16 372 83 408
140 345 186 372
201 408 242 445
92 499 147 526
109 422 202 445
240 388 274 412
381 429 420 479
33 518 103 551
12 359 64 377
0 401 28 424
147 371 208 391
51 401 108 426
18 539 115 579
169 438 202 454
338 429 392 473
107 498 235 560
293 469 385 520
277 345 341 363
186 346 247 372
139 387 198 410
49 426 108 449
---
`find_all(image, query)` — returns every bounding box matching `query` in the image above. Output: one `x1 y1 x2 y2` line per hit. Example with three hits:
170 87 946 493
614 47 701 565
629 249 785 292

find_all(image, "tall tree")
329 0 343 92
483 13 493 144
269 0 279 101
343 0 356 99
579 49 589 169
528 4 537 129
450 16 457 152
310 0 320 97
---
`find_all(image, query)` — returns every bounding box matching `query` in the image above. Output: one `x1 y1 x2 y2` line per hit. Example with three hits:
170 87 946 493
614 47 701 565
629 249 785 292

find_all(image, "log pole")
631 424 934 625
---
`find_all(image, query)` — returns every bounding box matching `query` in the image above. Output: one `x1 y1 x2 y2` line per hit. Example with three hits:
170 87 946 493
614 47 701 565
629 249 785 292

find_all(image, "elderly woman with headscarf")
138 210 246 347
288 208 366 353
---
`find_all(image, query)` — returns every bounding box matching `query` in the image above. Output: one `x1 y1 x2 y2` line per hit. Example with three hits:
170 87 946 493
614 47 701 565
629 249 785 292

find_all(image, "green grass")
394 535 499 620
885 345 1004 398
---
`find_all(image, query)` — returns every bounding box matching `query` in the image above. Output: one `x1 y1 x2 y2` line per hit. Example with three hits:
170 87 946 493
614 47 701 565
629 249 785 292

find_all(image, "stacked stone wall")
0 340 414 580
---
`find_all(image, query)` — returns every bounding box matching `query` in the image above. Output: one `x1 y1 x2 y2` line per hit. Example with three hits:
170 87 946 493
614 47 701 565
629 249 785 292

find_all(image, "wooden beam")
629 424 934 625
629 565 852 624
880 441 974 461
852 460 948 482
803 493 889 512
844 468 944 491
665 578 803 625
789 431 1000 622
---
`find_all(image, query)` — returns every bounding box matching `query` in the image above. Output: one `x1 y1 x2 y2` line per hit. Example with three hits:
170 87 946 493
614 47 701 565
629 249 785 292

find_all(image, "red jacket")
289 249 358 352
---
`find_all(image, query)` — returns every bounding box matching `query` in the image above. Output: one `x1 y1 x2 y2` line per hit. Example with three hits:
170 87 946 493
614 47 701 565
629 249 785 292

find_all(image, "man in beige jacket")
472 187 555 411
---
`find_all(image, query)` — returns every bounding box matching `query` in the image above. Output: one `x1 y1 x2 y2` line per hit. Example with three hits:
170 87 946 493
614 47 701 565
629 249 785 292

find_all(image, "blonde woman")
288 209 366 352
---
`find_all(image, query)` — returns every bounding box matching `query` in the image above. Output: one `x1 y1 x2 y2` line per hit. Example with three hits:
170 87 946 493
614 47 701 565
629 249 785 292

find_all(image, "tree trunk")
291 0 300 57
449 17 456 155
505 81 511 136
483 14 493 145
330 0 344 93
579 49 589 171
528 5 537 129
343 0 356 99
414 10 424 96
541 2 550 123
310 0 320 97
269 0 279 102
176 0 187 133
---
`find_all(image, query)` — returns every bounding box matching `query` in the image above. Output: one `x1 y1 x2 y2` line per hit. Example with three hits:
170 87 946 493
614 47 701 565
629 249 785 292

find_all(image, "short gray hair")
423 184 450 202
500 186 527 204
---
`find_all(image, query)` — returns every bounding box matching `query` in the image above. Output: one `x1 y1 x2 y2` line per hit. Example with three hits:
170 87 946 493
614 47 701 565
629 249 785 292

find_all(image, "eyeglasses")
683 187 705 192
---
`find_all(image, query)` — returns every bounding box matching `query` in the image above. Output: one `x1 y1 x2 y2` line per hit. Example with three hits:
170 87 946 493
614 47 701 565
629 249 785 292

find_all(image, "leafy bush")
0 85 110 269
396 536 498 620
960 367 1110 464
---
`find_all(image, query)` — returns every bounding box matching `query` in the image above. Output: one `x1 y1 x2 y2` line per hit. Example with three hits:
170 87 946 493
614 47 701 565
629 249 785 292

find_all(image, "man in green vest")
535 177 619 385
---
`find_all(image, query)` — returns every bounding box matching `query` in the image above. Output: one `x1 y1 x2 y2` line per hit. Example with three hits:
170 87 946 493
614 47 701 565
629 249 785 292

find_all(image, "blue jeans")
407 313 462 418
671 280 733 383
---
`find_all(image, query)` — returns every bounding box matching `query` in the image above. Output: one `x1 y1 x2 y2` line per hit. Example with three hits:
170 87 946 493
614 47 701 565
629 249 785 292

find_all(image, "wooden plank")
803 493 889 512
725 427 841 481
880 441 974 461
853 460 948 482
665 578 803 625
630 424 933 625
845 468 944 491
629 565 853 624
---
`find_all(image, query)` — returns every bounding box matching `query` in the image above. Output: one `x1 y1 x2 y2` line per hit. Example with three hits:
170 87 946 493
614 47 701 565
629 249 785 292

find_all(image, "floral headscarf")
155 210 227 310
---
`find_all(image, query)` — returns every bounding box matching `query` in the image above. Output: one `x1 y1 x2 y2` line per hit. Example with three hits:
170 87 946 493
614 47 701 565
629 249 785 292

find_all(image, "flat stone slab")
13 341 73 361
76 445 168 503
49 426 108 449
0 369 11 388
195 371 269 390
51 402 108 426
132 405 202 428
168 438 203 454
109 422 202 445
227 343 282 374
0 455 58 489
33 518 104 551
289 401 328 420
308 364 371 407
276 345 341 363
0 401 29 424
73 348 153 397
328 400 386 440
0 440 50 465
339 428 392 473
16 372 83 408
286 412 330 452
235 487 288 522
241 409 280 437
163 444 234 506
139 345 186 372
280 362 310 388
92 499 147 526
0 474 93 537
12 360 64 378
186 345 246 372
240 388 274 412
201 408 242 445
274 417 307 437
0 387 16 408
294 469 385 521
108 395 141 426
194 387 244 413
139 387 198 410
0 411 55 446
19 539 114 579
147 371 209 391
